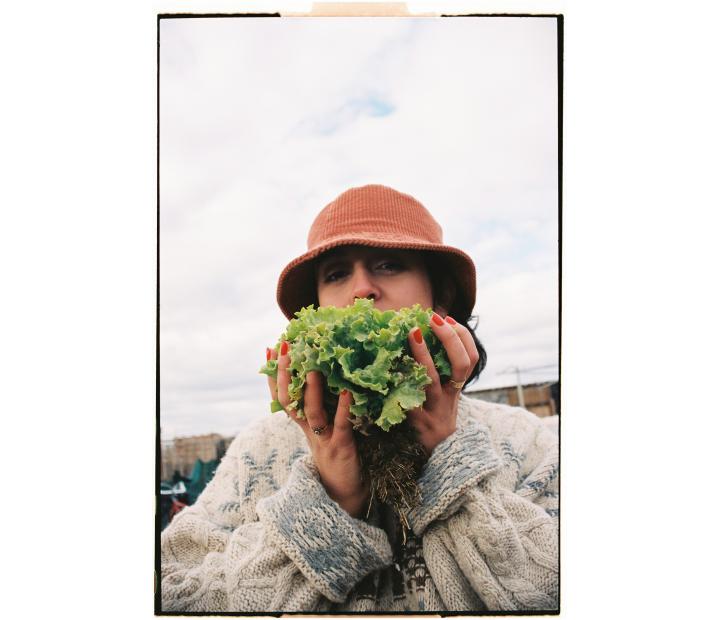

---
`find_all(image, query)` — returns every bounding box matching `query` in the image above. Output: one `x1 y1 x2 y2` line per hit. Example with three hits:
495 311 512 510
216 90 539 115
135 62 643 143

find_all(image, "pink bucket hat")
276 184 477 320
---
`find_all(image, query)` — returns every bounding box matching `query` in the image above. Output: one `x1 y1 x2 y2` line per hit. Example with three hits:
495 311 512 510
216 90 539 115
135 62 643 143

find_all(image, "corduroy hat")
276 184 477 320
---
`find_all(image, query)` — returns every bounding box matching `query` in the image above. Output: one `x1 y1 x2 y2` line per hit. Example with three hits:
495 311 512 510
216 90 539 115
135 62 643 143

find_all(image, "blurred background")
159 15 560 477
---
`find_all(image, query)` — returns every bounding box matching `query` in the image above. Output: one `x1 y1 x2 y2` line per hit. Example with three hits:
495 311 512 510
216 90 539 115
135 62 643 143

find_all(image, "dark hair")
421 251 487 389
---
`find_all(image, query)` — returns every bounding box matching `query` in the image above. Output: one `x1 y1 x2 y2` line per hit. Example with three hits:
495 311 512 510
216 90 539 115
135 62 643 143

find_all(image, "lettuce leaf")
259 298 452 431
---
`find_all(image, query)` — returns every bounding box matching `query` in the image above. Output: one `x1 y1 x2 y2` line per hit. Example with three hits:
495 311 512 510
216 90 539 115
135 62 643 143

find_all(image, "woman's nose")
351 266 380 302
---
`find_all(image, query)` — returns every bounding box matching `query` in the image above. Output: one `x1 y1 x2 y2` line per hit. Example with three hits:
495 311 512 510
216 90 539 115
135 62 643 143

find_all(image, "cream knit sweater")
160 395 559 612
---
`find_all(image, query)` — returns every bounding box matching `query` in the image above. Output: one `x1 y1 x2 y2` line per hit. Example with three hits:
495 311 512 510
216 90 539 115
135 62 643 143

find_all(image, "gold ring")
312 425 328 435
449 379 464 390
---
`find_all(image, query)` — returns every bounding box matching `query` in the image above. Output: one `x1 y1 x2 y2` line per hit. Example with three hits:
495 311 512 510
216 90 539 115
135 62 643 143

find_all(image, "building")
161 433 235 480
465 381 559 418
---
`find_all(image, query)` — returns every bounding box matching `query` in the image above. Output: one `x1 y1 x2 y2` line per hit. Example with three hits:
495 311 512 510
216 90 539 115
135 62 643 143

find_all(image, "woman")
160 184 559 612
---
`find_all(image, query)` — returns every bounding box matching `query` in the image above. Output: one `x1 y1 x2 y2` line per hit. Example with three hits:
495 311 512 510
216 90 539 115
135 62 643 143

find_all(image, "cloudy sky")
160 15 559 439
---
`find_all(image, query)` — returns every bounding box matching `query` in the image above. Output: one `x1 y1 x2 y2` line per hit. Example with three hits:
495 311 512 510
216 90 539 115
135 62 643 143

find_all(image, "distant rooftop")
465 379 559 395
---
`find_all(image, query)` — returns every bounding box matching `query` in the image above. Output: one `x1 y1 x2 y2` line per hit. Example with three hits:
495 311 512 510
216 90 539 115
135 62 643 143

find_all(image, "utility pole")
514 366 525 408
498 363 558 410
500 366 525 408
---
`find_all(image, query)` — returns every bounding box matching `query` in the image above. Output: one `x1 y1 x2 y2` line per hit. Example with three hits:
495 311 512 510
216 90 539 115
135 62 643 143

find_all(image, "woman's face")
315 245 437 313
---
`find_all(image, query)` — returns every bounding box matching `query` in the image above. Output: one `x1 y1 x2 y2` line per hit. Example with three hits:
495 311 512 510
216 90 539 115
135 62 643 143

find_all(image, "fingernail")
341 389 348 397
412 328 423 344
432 313 444 326
280 341 288 356
446 316 457 325
266 347 272 360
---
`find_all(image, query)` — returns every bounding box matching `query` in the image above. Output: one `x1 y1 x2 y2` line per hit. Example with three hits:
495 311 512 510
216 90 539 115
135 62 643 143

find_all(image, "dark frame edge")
556 12 564 614
154 12 162 616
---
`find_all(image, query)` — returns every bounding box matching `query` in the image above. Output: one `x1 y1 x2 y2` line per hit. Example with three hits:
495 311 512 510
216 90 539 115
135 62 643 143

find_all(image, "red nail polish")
341 389 348 397
280 341 288 356
432 313 444 326
266 347 271 360
446 316 457 325
412 328 423 344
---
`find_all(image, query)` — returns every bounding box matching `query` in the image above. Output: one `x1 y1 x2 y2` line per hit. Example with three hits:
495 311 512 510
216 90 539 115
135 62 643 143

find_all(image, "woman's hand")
266 343 370 519
406 313 480 455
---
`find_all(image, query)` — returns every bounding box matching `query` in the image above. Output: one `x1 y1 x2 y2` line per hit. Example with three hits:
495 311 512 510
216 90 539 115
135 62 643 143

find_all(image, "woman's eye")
376 261 402 272
324 270 346 282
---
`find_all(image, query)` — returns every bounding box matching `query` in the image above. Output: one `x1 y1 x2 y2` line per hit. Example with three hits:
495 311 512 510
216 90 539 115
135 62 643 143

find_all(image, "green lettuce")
259 298 452 431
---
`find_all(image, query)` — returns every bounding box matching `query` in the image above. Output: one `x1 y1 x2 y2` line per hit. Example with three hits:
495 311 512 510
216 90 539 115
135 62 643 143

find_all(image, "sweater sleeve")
407 415 559 611
160 441 393 612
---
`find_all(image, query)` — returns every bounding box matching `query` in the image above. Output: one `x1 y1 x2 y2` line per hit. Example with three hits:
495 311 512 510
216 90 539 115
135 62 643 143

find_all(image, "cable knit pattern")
159 395 559 612
408 419 502 535
256 455 393 602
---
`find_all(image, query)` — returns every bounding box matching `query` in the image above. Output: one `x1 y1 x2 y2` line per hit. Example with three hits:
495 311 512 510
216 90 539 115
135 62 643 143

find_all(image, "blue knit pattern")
408 419 502 535
240 450 279 499
517 462 559 495
256 455 393 603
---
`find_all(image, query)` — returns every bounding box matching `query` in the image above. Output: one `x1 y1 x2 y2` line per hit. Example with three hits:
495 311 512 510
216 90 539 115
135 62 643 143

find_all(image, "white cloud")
159 16 559 437
472 267 559 389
